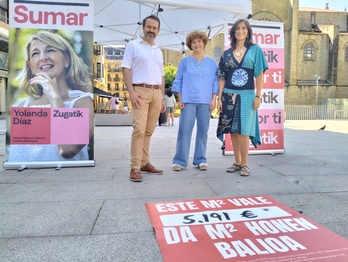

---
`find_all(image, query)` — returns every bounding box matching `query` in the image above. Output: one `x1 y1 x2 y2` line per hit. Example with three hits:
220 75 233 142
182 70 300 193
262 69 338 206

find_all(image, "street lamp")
315 74 320 105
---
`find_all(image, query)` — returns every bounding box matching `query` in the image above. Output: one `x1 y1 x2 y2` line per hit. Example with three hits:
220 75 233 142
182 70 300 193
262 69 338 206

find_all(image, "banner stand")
3 160 96 170
223 149 285 156
5 0 95 169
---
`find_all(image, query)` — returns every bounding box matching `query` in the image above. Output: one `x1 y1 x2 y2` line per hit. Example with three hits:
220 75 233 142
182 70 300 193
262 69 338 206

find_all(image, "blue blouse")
172 56 218 104
217 45 268 90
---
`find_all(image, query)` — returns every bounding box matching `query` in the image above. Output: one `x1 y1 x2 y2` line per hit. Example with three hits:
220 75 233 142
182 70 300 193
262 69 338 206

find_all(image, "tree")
164 65 177 90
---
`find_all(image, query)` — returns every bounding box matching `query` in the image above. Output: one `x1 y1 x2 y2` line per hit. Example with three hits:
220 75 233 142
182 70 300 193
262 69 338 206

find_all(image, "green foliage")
164 65 177 90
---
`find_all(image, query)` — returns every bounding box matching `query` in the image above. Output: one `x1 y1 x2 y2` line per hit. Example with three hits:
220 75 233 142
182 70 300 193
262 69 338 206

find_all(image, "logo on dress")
231 69 248 87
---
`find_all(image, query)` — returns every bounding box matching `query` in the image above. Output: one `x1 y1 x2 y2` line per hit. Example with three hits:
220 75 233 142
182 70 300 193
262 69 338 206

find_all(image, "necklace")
233 48 244 57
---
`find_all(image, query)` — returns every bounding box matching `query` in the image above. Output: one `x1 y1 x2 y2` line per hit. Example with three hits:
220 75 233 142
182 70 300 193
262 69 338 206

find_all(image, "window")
214 46 222 61
304 43 315 61
259 18 272 21
97 62 101 78
0 7 8 23
345 46 348 62
94 45 101 56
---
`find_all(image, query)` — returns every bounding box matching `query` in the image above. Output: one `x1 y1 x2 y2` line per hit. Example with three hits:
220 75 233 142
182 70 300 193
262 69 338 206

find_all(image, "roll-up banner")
223 20 285 155
4 0 94 169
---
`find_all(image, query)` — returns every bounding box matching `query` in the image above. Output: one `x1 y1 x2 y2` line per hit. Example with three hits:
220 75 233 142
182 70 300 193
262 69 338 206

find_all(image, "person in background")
110 93 119 113
8 30 93 162
216 18 268 176
164 88 176 126
172 31 218 172
123 98 129 113
122 15 166 182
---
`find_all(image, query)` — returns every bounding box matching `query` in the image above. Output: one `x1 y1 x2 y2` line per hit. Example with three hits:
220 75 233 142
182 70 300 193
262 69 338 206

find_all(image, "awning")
93 0 252 52
94 87 113 98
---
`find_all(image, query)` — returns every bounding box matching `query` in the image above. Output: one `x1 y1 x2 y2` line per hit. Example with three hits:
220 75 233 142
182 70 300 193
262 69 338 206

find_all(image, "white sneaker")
172 164 181 171
198 163 208 170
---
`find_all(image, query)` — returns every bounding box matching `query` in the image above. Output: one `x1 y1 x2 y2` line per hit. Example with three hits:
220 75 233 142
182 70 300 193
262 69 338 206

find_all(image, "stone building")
252 0 348 105
164 0 348 105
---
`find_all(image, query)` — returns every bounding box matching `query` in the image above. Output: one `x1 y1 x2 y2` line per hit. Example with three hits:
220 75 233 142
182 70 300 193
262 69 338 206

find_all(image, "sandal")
226 163 241 173
240 166 250 176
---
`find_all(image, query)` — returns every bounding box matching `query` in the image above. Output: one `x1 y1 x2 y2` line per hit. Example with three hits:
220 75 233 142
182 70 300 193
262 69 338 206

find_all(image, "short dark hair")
229 18 253 50
166 88 173 97
143 15 161 29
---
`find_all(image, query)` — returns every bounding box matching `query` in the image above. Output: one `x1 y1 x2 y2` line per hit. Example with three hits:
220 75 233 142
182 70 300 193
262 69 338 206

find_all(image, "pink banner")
50 108 89 144
10 108 51 144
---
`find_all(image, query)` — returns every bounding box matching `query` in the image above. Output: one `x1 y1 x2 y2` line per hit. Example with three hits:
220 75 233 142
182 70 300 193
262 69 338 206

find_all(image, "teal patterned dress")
216 44 268 147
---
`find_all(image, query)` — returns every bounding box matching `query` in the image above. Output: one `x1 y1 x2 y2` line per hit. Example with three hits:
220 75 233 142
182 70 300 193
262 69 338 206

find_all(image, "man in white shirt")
122 15 166 182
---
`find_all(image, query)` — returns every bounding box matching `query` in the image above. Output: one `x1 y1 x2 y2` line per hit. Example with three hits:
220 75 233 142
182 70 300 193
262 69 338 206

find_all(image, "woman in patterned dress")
217 19 268 176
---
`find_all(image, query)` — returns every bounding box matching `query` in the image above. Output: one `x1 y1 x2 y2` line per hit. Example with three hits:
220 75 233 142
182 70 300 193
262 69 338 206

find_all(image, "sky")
299 0 347 11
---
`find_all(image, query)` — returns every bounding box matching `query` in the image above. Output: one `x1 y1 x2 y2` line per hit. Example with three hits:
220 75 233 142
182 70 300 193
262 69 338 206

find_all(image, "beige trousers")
130 86 162 169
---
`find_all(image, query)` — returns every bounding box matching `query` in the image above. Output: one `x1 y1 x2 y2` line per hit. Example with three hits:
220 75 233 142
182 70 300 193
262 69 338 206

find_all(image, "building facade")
104 47 128 99
0 1 8 117
252 0 348 105
1 1 347 115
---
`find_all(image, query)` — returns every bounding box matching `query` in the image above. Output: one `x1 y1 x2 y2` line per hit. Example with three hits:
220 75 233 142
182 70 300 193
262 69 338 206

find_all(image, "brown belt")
133 83 160 89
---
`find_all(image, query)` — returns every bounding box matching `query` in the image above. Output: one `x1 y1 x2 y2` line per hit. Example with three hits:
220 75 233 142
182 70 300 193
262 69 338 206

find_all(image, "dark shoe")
141 163 163 174
130 168 142 182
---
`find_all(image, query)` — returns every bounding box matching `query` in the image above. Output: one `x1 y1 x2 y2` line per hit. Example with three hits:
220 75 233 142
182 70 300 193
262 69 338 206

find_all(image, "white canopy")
93 0 252 51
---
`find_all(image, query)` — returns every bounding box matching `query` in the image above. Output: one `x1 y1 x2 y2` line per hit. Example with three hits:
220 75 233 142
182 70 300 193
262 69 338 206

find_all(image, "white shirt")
164 95 176 107
121 37 164 85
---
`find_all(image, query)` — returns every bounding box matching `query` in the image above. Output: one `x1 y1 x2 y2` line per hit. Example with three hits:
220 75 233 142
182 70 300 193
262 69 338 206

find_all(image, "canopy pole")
138 4 142 37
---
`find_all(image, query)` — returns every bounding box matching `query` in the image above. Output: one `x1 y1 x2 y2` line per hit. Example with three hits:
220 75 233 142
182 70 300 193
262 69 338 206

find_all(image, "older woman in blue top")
217 18 268 176
172 31 219 171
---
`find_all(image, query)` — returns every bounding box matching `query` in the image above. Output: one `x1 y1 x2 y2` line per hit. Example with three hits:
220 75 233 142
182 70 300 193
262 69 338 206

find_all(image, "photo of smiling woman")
6 30 94 163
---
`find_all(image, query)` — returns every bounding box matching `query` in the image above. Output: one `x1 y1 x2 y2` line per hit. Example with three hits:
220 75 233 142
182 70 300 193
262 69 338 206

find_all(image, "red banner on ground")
145 195 348 261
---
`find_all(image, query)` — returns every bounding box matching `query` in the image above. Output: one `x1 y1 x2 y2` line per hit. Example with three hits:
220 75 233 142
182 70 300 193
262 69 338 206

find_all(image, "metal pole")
315 75 320 105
